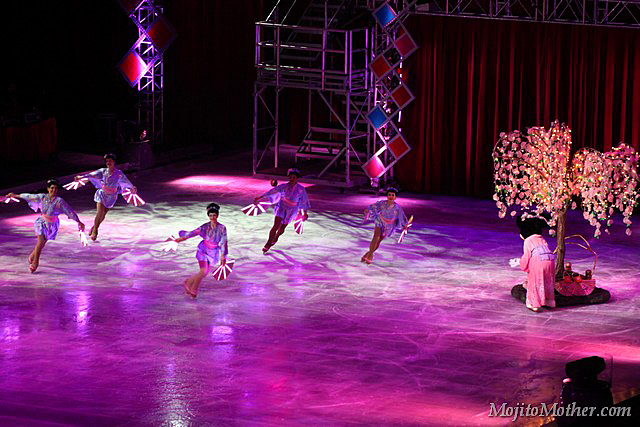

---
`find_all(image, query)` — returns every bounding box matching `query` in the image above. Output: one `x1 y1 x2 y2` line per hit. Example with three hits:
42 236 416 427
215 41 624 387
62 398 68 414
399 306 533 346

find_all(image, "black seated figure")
558 356 613 426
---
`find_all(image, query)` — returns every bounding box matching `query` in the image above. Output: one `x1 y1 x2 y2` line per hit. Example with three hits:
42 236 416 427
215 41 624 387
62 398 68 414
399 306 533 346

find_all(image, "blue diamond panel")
367 106 388 129
374 4 396 27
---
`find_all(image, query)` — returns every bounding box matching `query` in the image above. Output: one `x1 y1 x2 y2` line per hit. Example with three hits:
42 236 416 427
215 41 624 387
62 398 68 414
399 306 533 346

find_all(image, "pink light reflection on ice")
167 175 314 195
2 214 81 232
74 292 91 336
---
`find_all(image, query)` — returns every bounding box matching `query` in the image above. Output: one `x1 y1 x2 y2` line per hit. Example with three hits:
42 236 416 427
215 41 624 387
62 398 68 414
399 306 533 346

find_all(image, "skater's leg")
264 216 284 252
272 222 288 245
30 235 47 272
91 203 109 240
362 227 383 263
185 261 210 297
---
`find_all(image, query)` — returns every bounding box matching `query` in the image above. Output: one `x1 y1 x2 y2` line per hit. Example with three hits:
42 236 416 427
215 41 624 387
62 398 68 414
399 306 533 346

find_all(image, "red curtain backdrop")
397 15 640 197
0 118 57 162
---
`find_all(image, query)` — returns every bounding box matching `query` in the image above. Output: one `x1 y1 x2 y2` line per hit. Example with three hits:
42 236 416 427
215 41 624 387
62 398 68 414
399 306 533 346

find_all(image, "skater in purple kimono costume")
5 179 85 272
74 153 137 240
254 168 310 253
516 215 556 312
173 203 228 298
361 187 408 264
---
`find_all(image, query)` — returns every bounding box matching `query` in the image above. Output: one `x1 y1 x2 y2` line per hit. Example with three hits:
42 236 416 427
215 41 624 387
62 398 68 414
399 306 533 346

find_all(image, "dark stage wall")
163 1 265 151
397 15 640 197
5 4 640 196
2 1 266 155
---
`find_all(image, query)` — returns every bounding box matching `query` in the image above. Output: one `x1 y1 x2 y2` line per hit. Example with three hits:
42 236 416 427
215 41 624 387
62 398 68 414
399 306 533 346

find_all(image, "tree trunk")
555 207 568 278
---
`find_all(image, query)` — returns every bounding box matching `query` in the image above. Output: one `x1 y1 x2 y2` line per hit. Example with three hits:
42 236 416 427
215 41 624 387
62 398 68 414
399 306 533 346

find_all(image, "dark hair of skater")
287 168 301 177
386 187 399 196
516 215 550 238
46 178 59 188
104 153 117 161
207 203 220 216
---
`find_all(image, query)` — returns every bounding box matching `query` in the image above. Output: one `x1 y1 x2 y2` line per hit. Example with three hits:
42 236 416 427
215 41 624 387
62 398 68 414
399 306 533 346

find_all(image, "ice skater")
5 179 85 272
73 153 139 240
513 215 556 312
253 168 310 253
361 187 409 264
169 203 228 298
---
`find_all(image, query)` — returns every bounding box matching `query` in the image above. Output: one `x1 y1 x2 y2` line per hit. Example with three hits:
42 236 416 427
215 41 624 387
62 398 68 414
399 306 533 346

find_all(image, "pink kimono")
520 234 556 309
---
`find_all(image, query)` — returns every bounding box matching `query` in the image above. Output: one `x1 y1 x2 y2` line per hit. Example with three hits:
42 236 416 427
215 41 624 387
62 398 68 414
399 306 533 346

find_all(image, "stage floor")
1 153 639 426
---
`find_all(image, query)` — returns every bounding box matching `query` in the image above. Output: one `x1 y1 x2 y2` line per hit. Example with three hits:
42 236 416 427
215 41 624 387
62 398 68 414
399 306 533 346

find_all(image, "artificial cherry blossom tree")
493 121 639 276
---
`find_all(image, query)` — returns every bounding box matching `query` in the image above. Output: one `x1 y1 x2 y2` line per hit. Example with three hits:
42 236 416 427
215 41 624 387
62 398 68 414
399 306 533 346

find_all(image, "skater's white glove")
509 258 520 268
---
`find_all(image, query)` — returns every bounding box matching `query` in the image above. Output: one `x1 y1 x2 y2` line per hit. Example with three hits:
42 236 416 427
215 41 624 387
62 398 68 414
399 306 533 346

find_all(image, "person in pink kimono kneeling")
516 215 556 312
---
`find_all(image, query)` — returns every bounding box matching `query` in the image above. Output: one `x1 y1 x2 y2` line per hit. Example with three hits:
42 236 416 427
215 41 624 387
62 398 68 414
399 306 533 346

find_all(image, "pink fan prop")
160 237 179 252
2 196 20 204
63 178 88 190
241 202 269 216
122 189 145 206
79 231 90 247
397 215 414 243
293 210 306 235
212 260 235 280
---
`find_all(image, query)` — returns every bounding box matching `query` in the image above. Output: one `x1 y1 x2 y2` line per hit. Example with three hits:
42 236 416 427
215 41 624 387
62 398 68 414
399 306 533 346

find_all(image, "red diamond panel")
388 136 410 159
391 85 413 109
394 33 417 58
118 51 147 86
147 16 176 52
370 55 391 80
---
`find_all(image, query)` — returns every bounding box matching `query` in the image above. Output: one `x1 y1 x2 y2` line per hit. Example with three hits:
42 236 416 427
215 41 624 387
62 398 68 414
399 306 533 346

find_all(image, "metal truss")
133 1 164 145
119 0 169 146
404 0 640 28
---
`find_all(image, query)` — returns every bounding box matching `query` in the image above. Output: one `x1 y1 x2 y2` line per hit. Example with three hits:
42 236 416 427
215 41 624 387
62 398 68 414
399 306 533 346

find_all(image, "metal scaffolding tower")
254 0 640 188
254 0 374 187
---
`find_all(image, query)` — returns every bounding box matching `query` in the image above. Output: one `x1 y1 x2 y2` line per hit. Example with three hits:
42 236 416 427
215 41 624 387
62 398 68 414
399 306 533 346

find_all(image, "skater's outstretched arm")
58 198 85 232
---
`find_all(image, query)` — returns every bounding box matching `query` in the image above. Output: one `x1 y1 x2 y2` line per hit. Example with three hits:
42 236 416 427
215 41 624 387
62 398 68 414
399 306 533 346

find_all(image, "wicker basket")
555 235 597 297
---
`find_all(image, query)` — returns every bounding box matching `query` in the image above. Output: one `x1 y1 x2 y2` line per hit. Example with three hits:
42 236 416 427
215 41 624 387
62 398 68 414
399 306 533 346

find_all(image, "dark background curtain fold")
397 15 640 197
